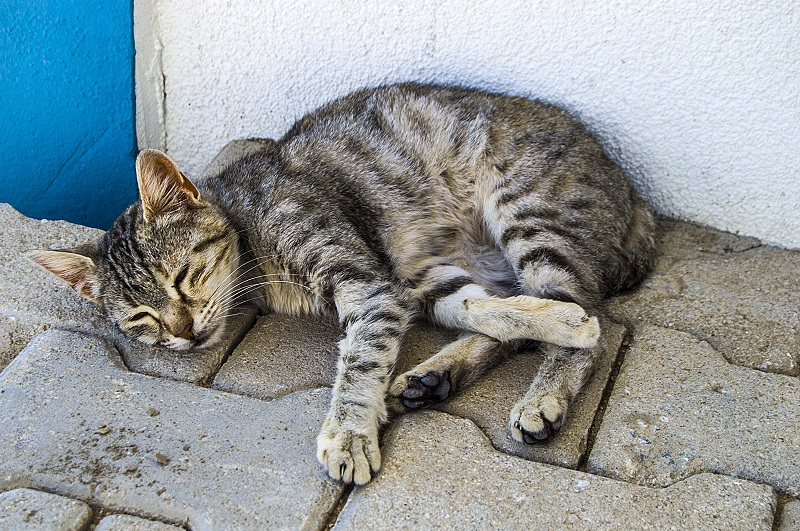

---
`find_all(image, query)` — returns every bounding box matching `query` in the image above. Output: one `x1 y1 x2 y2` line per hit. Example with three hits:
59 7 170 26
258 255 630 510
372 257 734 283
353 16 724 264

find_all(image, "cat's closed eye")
174 265 189 288
127 310 158 323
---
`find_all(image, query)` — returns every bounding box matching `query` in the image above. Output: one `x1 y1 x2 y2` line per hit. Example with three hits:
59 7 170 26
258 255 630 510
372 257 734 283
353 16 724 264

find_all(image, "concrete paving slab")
587 325 800 497
333 410 777 530
0 487 92 530
0 330 343 530
213 313 342 399
778 501 800 531
607 219 800 375
213 315 462 399
426 320 626 469
95 514 184 531
0 203 108 373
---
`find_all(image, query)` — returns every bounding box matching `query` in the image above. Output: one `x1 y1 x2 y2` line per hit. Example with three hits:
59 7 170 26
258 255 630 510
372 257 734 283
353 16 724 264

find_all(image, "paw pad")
400 370 451 409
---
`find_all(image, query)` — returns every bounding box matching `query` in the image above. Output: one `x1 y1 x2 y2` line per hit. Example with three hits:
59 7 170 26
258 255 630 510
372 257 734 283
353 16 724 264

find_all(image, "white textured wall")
135 0 800 248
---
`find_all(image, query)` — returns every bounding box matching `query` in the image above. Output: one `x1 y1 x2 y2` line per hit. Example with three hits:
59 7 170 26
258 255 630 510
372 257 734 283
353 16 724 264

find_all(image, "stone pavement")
1 140 799 529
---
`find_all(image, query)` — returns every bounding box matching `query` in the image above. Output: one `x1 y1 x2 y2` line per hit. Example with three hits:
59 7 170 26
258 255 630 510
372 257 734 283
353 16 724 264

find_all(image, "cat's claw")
390 370 451 410
316 419 381 485
509 393 568 444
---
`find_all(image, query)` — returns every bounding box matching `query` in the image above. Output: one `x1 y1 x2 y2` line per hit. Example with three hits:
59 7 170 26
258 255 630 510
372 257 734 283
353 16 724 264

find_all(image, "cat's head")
28 150 242 351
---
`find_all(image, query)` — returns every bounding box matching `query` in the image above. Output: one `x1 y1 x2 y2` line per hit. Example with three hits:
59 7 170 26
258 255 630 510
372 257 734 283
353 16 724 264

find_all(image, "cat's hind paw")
316 421 381 485
388 370 451 410
509 393 568 443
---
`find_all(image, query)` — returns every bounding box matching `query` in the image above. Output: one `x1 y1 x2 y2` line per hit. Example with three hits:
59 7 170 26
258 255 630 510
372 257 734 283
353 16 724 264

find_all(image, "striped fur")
29 83 656 485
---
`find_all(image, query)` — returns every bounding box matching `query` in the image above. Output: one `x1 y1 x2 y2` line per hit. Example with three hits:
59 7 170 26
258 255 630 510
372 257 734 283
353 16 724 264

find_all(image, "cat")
28 83 656 485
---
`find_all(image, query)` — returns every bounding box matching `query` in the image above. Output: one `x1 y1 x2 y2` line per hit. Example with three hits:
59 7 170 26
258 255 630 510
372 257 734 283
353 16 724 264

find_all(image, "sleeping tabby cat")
29 83 656 485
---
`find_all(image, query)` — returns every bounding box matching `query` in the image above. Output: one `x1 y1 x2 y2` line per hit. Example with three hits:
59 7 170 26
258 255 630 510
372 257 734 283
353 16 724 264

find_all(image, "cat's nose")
172 318 195 340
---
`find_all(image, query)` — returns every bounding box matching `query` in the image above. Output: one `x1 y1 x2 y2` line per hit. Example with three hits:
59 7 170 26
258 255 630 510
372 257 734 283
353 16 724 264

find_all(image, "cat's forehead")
106 202 232 267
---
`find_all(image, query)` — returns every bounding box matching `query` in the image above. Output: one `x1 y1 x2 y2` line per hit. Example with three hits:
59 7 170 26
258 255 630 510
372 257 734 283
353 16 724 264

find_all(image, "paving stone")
96 514 184 531
0 203 109 373
587 325 800 497
213 313 342 399
607 219 800 375
217 311 624 468
778 501 800 531
333 410 777 530
0 487 92 530
422 319 626 469
0 330 344 530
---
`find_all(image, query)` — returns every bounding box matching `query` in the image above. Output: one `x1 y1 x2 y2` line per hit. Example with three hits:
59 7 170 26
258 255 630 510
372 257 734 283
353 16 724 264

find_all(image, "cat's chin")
152 322 228 352
189 324 227 351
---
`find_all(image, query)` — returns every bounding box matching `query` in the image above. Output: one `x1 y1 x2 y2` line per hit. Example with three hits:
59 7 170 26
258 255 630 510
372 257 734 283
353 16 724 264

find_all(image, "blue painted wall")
0 1 137 229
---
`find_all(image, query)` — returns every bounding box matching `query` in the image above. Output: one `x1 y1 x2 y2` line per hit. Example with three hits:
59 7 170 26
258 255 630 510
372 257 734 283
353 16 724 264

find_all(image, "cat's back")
209 83 654 296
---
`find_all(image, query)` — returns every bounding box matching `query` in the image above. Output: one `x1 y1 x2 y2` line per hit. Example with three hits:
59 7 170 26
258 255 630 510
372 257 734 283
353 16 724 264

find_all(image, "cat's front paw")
509 393 568 443
316 418 381 485
540 301 600 349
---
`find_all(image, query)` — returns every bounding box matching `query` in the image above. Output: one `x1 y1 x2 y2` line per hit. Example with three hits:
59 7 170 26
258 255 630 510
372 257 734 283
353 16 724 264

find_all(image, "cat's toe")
317 423 380 485
391 370 451 410
509 394 568 444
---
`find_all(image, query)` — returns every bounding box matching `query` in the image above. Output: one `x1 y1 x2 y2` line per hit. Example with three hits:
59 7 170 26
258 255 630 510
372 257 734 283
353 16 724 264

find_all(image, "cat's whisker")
211 266 310 301
206 253 307 304
213 279 315 309
197 276 316 328
205 254 271 301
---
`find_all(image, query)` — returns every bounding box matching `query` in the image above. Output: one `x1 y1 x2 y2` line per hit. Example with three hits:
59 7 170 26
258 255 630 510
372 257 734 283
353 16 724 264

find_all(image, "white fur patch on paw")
463 295 601 347
509 393 568 443
535 299 600 348
316 419 381 485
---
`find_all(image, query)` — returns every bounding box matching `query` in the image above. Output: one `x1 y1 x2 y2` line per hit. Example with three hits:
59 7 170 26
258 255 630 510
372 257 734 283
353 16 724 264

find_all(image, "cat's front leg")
316 280 409 484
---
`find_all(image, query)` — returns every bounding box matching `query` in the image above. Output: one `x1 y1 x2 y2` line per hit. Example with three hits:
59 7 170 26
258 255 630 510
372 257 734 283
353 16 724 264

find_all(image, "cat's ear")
136 149 203 223
27 249 101 304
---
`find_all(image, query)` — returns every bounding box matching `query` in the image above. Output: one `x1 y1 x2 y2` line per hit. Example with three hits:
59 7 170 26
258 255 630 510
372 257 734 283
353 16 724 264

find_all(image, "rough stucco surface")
135 1 800 248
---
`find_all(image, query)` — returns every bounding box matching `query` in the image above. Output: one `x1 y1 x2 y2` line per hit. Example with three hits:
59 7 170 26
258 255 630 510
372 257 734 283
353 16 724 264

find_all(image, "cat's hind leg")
508 342 602 442
413 261 599 348
389 261 597 412
388 332 520 413
500 231 604 443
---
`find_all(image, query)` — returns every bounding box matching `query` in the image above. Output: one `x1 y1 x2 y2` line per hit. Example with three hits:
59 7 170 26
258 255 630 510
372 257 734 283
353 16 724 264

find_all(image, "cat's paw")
388 370 451 410
316 419 381 485
546 302 600 349
509 393 569 443
571 313 600 348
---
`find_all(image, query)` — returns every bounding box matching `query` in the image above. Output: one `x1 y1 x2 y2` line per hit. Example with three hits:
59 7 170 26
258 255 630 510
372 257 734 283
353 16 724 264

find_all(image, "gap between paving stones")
587 324 800 498
0 485 190 531
576 325 634 472
0 330 347 529
605 218 800 377
215 315 627 471
332 410 777 529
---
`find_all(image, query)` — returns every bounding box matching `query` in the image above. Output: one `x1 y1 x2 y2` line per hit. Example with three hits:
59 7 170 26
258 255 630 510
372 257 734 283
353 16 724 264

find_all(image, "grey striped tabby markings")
27 83 656 485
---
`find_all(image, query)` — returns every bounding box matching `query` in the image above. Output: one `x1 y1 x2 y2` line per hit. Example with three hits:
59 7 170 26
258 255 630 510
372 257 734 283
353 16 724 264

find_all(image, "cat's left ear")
136 149 203 223
27 249 101 304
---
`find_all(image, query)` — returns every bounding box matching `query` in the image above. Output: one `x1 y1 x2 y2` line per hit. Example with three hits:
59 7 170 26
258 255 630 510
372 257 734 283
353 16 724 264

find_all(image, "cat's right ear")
26 249 101 304
136 149 203 223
